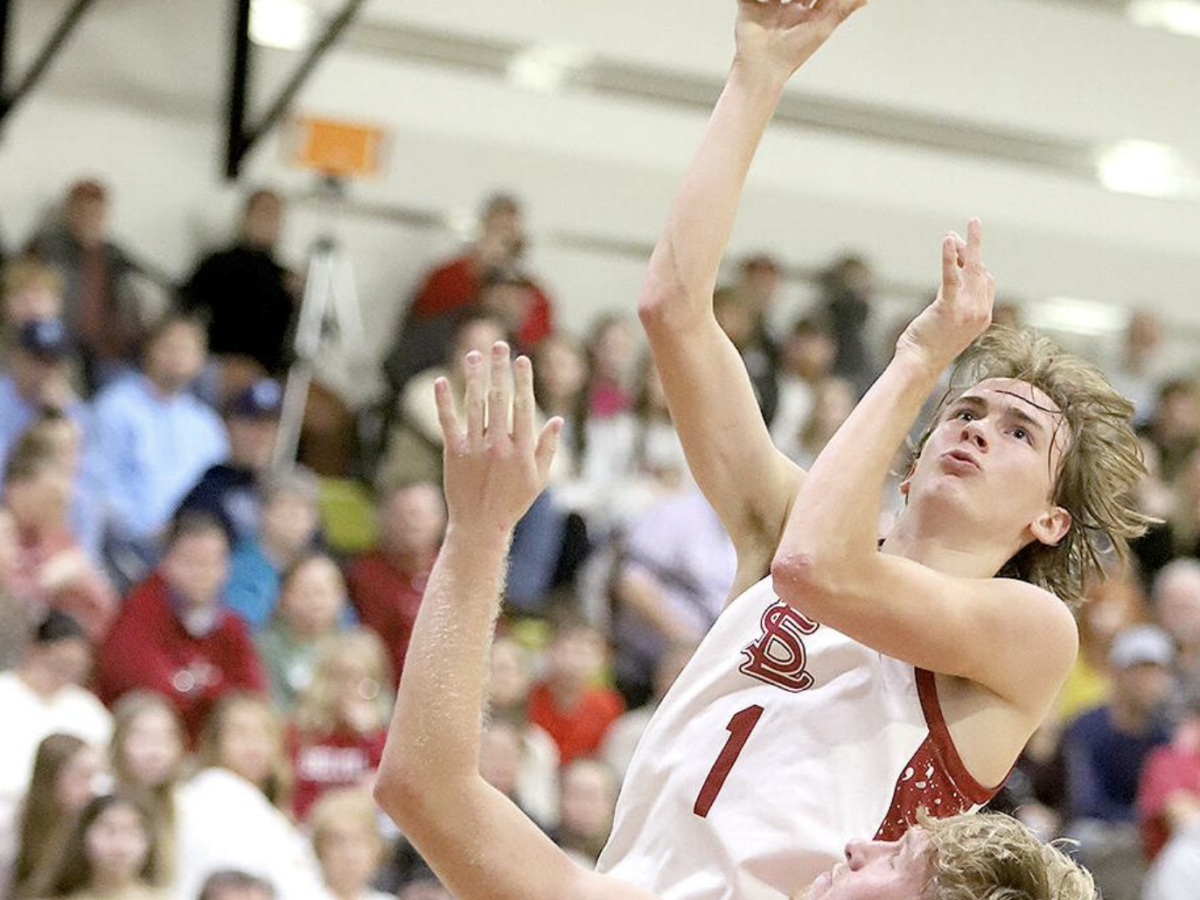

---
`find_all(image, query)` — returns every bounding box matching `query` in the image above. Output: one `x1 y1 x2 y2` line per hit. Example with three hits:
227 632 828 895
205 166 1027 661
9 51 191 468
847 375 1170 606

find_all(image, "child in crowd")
109 692 186 886
225 469 322 631
10 734 105 899
43 792 162 900
175 693 320 900
308 788 391 900
288 629 392 820
257 553 349 711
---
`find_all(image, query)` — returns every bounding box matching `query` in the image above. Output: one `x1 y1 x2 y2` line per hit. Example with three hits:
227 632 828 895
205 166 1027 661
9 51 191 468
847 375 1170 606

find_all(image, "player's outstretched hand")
895 218 995 374
435 342 561 536
735 0 869 81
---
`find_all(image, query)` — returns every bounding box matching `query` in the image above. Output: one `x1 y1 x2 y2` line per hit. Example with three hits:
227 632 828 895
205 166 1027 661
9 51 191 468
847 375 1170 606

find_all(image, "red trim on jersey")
915 667 997 805
871 669 1001 840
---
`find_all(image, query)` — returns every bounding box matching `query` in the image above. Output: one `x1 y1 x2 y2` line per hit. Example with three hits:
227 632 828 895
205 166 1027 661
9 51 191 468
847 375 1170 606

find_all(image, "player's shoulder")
989 577 1080 661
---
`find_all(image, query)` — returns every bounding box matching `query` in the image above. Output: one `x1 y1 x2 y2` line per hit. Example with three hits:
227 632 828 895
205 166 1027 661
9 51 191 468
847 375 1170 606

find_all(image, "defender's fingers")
487 342 512 442
464 351 486 447
535 417 564 480
964 218 983 269
951 233 967 268
512 355 536 447
940 235 960 301
434 377 462 447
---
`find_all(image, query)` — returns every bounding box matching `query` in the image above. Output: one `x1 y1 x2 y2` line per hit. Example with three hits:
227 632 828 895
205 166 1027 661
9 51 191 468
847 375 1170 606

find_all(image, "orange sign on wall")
289 116 389 178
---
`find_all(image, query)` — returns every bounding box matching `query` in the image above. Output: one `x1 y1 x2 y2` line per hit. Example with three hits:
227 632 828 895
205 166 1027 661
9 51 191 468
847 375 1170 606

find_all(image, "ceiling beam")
223 0 368 180
0 0 101 133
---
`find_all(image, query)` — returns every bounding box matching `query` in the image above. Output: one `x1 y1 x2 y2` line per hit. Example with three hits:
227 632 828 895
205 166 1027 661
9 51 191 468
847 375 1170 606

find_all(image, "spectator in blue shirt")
1065 624 1174 826
93 313 228 586
176 379 283 545
224 467 321 630
0 320 89 473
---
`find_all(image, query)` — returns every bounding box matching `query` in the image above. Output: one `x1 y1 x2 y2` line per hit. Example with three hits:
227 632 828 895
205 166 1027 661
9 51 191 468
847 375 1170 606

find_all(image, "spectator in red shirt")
347 481 444 686
382 194 555 395
1139 694 1200 860
527 618 624 767
287 628 392 821
95 512 266 743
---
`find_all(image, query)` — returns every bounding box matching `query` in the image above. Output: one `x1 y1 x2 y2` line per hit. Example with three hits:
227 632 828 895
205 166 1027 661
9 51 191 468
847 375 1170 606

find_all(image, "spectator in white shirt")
0 612 111 862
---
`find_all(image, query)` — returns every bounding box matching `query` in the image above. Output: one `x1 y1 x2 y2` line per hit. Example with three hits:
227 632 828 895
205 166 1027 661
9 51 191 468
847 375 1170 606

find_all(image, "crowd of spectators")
2 178 1199 900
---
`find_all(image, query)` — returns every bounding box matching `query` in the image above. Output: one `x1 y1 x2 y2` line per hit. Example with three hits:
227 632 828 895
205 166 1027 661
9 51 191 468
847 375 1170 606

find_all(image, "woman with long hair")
174 693 320 900
108 693 186 887
288 628 392 820
43 792 160 900
10 734 103 899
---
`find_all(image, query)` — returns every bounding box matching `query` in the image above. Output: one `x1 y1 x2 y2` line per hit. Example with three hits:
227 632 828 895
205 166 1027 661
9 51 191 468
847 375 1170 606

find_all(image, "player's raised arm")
374 344 656 900
770 222 1082 722
639 0 867 582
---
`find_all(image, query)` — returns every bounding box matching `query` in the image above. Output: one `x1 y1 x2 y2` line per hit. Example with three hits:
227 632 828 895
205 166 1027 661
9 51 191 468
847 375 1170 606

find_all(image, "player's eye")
1012 426 1031 443
954 409 975 422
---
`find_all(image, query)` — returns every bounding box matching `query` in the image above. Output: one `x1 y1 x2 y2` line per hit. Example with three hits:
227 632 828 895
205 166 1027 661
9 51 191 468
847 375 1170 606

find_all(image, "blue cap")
227 379 284 419
17 318 73 359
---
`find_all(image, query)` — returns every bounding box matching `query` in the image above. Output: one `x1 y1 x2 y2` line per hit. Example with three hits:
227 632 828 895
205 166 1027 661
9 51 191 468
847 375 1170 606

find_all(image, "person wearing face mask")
94 513 266 743
371 340 1099 900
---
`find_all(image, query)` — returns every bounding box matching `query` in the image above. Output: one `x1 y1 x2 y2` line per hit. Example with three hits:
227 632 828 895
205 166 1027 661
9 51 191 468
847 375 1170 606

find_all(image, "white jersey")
596 575 997 900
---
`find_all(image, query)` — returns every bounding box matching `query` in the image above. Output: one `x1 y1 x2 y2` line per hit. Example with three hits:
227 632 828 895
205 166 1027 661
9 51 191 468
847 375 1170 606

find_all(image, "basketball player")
592 1 1149 899
372 341 1098 900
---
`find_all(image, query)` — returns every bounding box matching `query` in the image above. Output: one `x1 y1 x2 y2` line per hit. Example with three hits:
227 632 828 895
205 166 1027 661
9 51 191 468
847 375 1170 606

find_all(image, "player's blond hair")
913 326 1152 608
919 810 1096 900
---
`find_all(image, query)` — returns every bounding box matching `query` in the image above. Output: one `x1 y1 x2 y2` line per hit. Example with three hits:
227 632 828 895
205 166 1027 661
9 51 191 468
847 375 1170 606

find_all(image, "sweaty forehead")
962 377 1062 421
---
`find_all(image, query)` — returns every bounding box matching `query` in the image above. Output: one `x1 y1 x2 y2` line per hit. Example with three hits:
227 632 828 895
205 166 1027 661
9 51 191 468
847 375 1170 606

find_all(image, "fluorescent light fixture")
507 43 590 93
1024 297 1127 338
251 0 316 51
1128 0 1200 38
1094 139 1199 199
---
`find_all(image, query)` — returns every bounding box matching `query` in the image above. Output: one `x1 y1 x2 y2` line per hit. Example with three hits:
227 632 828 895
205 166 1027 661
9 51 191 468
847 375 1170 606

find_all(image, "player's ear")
1030 505 1072 547
898 458 917 499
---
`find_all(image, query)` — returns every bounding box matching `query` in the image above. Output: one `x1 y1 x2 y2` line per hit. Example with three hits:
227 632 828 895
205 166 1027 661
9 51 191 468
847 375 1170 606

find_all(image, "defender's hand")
895 218 995 374
734 0 868 81
435 342 561 536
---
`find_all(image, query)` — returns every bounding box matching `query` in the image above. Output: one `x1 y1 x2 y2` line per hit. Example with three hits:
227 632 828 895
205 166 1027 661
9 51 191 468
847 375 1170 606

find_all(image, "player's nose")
960 420 988 451
845 838 892 869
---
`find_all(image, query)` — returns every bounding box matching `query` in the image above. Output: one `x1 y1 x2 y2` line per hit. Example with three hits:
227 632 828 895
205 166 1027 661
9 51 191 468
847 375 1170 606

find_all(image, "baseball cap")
17 318 73 359
1109 624 1175 670
227 379 284 419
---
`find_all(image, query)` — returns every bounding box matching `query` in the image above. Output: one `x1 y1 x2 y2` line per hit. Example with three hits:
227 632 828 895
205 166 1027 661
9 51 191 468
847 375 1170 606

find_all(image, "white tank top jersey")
595 574 999 900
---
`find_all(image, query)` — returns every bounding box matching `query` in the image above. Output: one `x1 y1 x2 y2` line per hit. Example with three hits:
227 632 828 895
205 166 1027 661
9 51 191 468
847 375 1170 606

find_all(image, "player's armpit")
771 553 1079 716
644 310 804 561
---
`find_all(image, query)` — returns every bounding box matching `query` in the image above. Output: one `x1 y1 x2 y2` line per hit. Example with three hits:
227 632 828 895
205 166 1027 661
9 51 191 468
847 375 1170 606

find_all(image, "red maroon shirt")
410 255 554 347
94 572 267 743
1137 743 1200 859
288 724 387 820
347 550 434 686
527 682 625 766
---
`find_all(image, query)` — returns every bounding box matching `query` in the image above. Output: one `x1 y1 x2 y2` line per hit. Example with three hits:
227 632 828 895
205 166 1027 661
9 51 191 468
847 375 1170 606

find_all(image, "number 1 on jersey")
693 705 764 818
